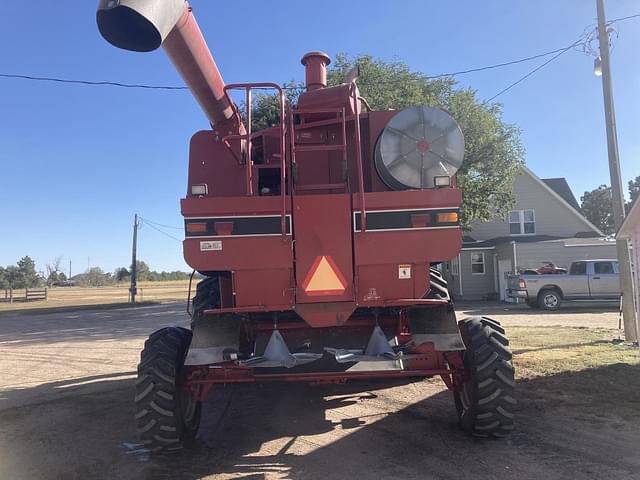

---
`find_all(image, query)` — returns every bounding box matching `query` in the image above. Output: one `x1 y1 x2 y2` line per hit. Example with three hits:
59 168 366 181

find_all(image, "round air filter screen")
375 106 464 190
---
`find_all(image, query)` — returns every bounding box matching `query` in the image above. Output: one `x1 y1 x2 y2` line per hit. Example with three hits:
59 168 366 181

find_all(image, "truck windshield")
570 262 587 275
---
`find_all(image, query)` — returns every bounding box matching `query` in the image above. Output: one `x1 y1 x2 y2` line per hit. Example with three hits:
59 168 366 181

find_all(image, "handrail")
222 83 287 236
290 106 348 195
351 82 366 231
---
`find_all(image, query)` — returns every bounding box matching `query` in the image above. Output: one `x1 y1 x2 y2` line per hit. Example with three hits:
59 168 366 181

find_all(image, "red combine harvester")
97 0 515 452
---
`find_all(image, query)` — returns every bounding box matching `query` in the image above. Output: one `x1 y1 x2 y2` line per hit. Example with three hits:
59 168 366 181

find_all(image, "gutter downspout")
510 241 518 304
458 253 463 298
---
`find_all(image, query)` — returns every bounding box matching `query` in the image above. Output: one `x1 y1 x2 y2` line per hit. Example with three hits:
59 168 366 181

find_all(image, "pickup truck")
507 259 620 310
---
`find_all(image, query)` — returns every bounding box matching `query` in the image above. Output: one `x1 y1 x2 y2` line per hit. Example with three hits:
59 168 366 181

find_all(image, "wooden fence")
1 288 48 303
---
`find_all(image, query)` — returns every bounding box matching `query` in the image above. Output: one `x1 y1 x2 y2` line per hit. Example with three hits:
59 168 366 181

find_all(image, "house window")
509 209 535 235
451 256 459 276
471 252 485 275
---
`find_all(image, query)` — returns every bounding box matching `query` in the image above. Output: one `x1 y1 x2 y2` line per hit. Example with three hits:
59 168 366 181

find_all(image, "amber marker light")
186 222 208 234
436 212 459 224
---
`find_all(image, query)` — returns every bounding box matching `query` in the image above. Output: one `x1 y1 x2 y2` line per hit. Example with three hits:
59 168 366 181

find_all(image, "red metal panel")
186 132 245 198
181 194 291 217
293 194 354 304
233 269 293 307
183 236 292 271
352 189 462 211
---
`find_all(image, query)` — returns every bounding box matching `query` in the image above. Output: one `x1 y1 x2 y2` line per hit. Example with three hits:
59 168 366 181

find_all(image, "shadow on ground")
1 363 639 480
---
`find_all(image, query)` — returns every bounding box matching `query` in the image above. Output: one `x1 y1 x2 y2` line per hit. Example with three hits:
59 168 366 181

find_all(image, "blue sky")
0 1 638 274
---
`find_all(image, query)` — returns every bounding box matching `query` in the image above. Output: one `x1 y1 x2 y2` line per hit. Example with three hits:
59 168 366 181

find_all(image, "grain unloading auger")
97 0 516 452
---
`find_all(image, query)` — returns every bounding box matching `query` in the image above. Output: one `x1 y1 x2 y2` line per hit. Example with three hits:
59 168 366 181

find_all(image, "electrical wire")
0 13 637 99
0 73 188 90
0 45 583 90
608 13 640 23
426 46 575 79
487 39 584 102
140 217 184 230
139 217 183 242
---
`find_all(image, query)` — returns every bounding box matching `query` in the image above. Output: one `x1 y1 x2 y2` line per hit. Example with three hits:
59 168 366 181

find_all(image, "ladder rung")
294 144 346 152
294 108 345 115
296 183 346 191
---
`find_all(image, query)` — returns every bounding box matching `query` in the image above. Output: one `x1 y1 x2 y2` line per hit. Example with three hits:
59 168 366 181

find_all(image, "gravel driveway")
0 301 638 480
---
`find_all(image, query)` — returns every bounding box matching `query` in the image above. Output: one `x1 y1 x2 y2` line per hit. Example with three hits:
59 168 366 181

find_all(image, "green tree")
85 267 107 287
132 260 151 281
15 256 40 288
0 267 7 289
250 54 525 224
628 175 640 211
242 81 302 131
629 175 640 202
581 185 614 235
115 267 130 282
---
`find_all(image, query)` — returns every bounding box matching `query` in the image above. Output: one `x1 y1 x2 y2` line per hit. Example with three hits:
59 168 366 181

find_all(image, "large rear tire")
192 275 221 319
135 327 201 453
454 317 516 437
426 267 450 301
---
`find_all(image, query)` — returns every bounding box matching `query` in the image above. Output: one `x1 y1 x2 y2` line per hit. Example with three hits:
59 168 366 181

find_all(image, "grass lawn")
509 326 639 378
509 325 640 419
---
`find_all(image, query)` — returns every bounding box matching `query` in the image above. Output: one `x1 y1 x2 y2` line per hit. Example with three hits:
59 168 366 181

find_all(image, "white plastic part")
434 176 451 187
191 184 208 195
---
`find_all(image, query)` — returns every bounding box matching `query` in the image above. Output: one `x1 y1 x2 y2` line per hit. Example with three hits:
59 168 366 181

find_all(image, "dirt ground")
0 302 639 480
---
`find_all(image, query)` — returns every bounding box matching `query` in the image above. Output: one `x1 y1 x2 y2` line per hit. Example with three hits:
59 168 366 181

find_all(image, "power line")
608 13 640 23
0 45 581 90
426 45 575 79
0 13 636 99
487 39 584 102
0 73 188 90
140 217 184 230
139 217 183 242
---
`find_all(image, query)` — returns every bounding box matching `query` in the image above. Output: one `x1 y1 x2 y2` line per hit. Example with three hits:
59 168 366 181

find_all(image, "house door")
498 259 512 301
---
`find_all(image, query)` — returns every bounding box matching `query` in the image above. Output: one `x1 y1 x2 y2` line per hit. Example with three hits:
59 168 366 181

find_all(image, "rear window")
570 262 587 275
594 262 614 274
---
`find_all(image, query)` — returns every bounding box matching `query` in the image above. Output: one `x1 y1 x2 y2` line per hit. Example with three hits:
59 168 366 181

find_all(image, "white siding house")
617 198 640 341
442 167 617 300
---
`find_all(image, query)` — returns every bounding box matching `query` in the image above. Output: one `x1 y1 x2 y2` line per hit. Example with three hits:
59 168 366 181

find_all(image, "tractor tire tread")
134 326 201 453
456 317 516 438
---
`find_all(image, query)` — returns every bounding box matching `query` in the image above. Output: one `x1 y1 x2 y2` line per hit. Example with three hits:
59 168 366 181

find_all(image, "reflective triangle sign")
301 256 348 296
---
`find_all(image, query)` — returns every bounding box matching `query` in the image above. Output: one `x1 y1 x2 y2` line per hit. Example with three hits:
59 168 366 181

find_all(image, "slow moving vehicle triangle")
302 256 347 296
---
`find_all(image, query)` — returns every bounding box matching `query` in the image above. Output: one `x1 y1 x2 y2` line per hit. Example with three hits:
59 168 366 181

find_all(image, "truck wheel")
454 317 516 438
135 327 201 453
538 289 561 311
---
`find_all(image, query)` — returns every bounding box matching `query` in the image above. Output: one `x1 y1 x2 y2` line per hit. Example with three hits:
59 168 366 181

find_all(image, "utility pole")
596 0 638 343
130 213 140 304
68 259 72 280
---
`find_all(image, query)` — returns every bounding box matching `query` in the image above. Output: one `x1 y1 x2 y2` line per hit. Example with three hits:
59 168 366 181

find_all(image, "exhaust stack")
97 0 241 131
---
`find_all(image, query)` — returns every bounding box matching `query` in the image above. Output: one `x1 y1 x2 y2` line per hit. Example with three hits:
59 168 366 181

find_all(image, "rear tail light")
519 279 527 289
436 212 459 224
186 222 208 234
